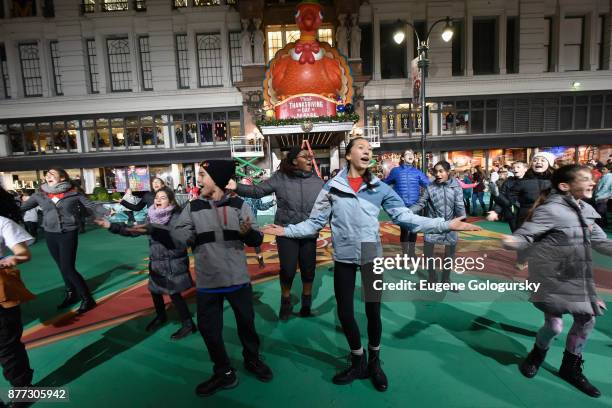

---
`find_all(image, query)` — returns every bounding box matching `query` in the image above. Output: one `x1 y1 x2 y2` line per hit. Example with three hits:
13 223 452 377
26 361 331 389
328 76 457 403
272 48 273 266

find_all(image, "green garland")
256 113 360 127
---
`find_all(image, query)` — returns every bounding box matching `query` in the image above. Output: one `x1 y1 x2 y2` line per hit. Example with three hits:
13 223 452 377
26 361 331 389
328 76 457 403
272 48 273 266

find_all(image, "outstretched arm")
263 188 332 238
233 175 279 199
503 205 554 250
384 186 479 233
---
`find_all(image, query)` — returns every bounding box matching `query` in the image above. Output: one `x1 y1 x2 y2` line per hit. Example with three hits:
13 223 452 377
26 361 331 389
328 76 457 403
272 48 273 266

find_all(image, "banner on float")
274 94 338 119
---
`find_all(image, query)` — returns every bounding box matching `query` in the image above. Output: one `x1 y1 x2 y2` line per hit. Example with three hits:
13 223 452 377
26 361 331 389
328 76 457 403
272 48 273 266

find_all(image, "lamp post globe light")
394 17 453 172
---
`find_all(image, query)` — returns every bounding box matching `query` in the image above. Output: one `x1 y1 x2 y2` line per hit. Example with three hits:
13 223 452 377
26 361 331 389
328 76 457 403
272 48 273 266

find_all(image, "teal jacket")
285 169 450 264
595 173 612 201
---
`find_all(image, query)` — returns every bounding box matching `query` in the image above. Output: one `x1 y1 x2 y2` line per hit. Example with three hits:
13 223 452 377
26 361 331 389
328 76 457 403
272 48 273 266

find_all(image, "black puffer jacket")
109 212 193 295
510 171 552 226
235 170 324 227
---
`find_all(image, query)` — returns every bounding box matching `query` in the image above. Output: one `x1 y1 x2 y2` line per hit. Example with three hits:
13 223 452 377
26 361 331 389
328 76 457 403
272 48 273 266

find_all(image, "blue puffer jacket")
285 169 450 264
384 164 430 206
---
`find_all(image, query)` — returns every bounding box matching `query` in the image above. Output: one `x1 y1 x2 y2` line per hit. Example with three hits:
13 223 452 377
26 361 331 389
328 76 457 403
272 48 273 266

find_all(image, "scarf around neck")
148 205 175 225
41 181 73 195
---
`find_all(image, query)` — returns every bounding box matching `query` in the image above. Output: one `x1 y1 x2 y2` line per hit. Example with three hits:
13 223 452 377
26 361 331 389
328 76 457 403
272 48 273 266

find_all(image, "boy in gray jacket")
133 160 273 397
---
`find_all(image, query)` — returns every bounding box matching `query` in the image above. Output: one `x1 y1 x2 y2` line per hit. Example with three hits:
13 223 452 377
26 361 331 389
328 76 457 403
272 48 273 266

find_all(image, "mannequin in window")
253 18 265 64
241 19 253 65
335 15 349 57
349 14 361 59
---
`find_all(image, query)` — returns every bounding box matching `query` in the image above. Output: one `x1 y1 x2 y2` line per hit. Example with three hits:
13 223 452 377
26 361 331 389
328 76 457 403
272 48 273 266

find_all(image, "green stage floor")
2 222 612 407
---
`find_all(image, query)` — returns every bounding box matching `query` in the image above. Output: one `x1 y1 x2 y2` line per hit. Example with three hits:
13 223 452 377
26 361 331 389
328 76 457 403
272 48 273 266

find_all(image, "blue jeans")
471 192 485 215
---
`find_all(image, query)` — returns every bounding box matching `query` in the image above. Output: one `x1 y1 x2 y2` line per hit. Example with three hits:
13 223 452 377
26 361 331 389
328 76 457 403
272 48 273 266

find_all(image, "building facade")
0 0 611 191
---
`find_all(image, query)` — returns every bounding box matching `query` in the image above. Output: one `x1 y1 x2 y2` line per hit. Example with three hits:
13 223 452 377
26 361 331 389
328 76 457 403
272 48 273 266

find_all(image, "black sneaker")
257 256 265 269
170 319 196 340
244 357 273 382
145 315 167 332
195 370 239 397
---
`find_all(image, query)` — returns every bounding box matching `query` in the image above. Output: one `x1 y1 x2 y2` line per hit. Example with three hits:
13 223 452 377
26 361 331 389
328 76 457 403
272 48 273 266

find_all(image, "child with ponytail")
503 164 612 398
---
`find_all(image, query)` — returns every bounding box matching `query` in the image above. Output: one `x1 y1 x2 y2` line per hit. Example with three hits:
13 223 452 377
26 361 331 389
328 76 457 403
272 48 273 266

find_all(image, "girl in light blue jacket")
263 137 479 392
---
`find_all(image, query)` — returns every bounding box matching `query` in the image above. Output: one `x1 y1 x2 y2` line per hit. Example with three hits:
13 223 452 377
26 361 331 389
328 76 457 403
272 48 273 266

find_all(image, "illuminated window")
266 25 334 61
317 28 333 46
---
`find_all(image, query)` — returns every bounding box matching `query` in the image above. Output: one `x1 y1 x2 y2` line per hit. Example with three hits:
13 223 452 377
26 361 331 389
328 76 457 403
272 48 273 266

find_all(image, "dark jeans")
334 262 381 351
45 230 91 299
0 306 33 387
471 192 486 215
463 195 471 215
196 285 260 374
277 236 317 286
595 199 609 228
151 292 191 321
23 222 38 240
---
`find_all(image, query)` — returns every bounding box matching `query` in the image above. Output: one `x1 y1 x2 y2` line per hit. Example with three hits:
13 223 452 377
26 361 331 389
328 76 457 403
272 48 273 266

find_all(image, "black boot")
279 296 292 321
299 294 312 317
171 319 196 340
368 349 388 392
76 294 96 314
244 356 273 382
519 344 547 378
332 351 368 385
145 315 167 332
195 370 239 397
559 350 601 398
257 255 265 269
57 289 79 309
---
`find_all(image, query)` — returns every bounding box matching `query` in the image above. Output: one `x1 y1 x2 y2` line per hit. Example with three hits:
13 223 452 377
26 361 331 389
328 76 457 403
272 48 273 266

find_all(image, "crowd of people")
0 142 610 405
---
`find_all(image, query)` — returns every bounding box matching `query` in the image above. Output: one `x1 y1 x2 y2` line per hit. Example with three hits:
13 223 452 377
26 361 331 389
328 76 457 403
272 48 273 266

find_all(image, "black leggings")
334 261 381 351
151 292 191 321
45 230 91 298
277 236 317 286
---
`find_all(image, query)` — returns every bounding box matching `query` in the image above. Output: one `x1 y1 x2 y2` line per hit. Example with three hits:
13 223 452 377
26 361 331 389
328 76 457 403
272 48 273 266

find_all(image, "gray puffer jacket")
235 170 323 227
509 193 612 316
109 212 193 295
410 178 465 245
160 195 263 289
20 189 108 233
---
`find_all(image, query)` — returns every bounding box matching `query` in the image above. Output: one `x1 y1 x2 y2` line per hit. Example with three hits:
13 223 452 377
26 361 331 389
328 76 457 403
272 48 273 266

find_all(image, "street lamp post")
394 17 453 173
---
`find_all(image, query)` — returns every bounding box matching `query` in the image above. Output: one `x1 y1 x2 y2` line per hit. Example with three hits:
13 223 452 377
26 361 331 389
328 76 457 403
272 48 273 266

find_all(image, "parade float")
256 0 363 177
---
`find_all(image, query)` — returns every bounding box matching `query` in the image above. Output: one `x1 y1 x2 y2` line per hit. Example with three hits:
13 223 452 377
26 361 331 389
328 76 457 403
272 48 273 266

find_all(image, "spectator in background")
384 149 430 259
471 166 487 216
594 163 612 229
462 170 475 214
488 166 500 211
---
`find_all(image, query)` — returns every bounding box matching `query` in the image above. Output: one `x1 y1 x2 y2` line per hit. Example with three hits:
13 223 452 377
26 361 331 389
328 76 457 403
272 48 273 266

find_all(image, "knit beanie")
201 160 235 189
532 152 556 167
